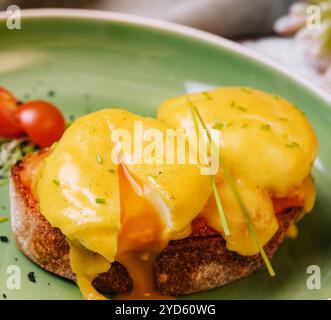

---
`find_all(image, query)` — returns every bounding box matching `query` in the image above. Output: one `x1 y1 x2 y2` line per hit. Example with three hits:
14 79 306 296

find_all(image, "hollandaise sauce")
34 87 317 299
158 87 317 255
35 109 211 299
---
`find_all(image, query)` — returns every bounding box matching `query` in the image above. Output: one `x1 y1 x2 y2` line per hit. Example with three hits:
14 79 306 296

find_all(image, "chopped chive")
187 96 231 237
286 141 301 149
223 170 275 276
202 91 212 100
211 175 230 236
189 98 201 138
95 198 106 204
241 87 252 94
273 95 280 101
108 169 115 173
213 122 225 131
236 105 247 112
213 122 234 130
0 217 8 223
52 179 60 186
230 101 247 112
96 155 103 164
261 124 271 131
187 96 275 277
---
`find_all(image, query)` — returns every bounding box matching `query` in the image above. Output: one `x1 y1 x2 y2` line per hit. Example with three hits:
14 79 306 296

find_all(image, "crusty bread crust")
10 152 301 296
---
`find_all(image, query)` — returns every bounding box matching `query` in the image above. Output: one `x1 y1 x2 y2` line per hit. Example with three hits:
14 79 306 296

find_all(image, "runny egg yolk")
34 109 211 299
115 163 173 299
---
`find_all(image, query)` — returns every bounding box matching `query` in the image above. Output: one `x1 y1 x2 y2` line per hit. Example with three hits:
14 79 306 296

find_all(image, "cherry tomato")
16 100 65 148
0 87 24 138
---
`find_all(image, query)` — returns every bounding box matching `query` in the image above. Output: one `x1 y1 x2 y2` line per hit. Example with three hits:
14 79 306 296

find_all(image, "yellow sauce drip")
68 242 109 300
286 224 298 239
115 164 173 299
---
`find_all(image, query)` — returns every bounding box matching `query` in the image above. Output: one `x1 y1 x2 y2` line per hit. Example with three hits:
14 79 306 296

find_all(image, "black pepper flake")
2 293 7 299
14 257 18 261
28 272 36 283
0 236 9 243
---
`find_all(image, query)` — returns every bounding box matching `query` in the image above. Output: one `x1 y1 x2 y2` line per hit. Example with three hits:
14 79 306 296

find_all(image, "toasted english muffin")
10 151 303 296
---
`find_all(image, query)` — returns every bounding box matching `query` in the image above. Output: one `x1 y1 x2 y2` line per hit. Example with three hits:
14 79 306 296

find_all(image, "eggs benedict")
10 87 318 299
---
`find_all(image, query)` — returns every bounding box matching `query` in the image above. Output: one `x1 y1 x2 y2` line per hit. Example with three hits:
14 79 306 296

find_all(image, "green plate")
0 9 330 300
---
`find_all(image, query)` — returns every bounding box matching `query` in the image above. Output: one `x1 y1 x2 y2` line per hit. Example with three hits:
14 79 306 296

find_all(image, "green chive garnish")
236 106 247 112
241 87 252 94
213 122 225 131
188 96 231 237
222 171 275 276
231 101 247 112
261 124 271 131
96 155 103 164
52 179 60 186
95 198 105 204
108 169 115 173
0 217 8 223
286 142 300 149
202 91 212 100
210 175 229 236
187 96 275 277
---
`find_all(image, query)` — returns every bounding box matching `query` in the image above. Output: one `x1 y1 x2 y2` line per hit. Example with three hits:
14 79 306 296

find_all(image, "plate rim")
0 8 330 300
0 8 330 107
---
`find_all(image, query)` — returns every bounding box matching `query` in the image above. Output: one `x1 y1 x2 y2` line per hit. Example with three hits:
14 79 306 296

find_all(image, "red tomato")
0 87 24 138
16 100 65 147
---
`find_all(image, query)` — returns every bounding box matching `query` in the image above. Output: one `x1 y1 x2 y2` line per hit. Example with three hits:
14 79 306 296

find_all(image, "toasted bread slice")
10 151 302 296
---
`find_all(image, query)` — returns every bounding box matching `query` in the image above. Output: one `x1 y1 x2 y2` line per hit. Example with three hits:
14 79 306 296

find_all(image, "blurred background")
0 0 297 37
1 0 331 91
